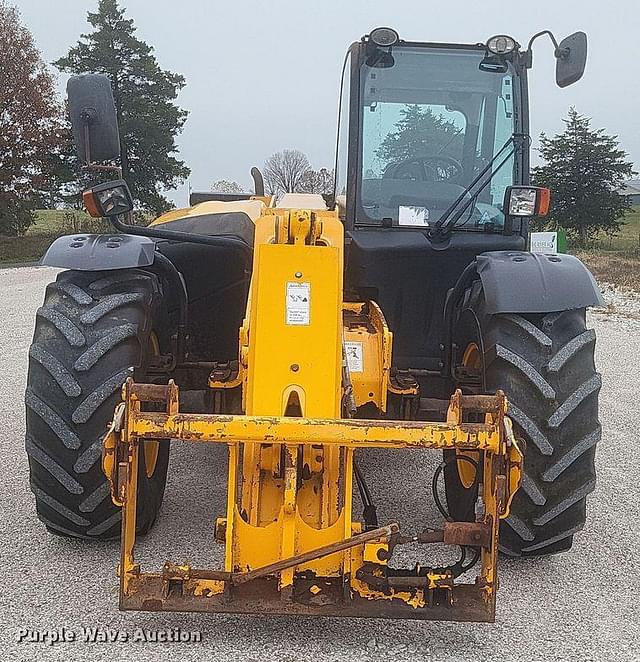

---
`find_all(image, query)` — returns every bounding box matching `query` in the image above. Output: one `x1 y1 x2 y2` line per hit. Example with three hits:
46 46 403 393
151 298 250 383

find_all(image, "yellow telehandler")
25 27 602 621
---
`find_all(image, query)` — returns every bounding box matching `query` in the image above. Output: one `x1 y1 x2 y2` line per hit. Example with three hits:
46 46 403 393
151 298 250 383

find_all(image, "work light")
369 27 399 47
83 179 134 218
504 186 551 217
486 35 517 55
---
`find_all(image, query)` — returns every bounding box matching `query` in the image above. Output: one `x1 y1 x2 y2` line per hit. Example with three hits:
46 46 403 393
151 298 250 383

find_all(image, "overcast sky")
13 0 640 207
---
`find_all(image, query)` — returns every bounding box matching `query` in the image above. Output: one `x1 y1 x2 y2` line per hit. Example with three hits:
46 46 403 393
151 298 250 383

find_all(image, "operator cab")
336 28 586 382
336 29 530 235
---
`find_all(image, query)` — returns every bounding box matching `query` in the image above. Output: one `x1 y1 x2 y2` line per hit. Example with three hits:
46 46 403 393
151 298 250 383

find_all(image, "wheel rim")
457 343 481 489
143 332 161 478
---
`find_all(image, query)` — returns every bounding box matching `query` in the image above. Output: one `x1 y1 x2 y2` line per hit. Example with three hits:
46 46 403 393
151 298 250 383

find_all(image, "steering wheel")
421 155 464 182
386 155 464 183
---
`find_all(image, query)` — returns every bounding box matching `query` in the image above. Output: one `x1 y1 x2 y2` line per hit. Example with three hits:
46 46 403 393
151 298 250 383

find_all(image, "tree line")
0 0 188 235
212 149 333 197
1 0 635 246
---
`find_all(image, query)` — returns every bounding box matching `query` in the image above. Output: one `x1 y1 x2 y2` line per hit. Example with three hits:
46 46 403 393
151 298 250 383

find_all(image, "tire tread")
452 289 600 557
26 269 169 540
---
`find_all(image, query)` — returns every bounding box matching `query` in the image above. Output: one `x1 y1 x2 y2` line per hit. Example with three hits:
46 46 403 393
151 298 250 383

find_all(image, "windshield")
358 46 517 230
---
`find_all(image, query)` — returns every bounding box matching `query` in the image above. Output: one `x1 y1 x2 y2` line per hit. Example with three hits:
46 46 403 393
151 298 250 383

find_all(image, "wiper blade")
428 133 529 239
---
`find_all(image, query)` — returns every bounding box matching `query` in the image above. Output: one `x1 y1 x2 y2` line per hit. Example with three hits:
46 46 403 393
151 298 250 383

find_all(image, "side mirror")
67 74 121 163
555 31 587 88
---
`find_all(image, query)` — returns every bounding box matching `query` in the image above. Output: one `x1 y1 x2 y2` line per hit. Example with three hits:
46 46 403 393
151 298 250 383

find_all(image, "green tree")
55 0 190 215
0 2 64 235
377 105 464 166
532 108 635 246
42 120 85 209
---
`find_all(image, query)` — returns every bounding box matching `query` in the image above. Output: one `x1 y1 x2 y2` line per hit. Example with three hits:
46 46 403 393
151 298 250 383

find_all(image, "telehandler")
25 27 603 621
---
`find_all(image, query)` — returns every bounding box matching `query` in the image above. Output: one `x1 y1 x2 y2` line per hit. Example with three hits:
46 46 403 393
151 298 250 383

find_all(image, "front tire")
25 269 170 540
448 283 601 557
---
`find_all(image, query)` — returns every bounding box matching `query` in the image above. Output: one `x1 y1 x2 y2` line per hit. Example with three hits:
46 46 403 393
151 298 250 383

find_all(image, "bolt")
290 363 300 372
295 272 302 278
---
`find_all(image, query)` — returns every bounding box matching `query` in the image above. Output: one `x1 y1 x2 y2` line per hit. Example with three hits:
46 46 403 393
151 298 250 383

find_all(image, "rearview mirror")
67 74 121 163
555 31 587 88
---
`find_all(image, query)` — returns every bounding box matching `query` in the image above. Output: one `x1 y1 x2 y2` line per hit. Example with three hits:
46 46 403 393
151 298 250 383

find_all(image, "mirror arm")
83 119 91 165
81 116 122 174
524 29 560 69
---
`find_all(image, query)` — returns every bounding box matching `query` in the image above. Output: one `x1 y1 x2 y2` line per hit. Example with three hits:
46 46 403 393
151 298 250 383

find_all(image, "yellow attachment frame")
102 207 523 621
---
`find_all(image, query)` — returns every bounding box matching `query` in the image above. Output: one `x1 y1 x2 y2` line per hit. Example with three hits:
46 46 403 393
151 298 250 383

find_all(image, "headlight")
504 186 551 217
486 35 517 55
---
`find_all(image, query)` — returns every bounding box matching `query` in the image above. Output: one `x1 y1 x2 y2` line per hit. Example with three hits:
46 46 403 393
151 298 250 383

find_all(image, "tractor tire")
446 282 600 557
25 268 170 540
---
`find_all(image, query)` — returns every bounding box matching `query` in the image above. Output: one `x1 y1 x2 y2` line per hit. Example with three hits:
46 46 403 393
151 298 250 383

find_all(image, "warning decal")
286 282 310 325
345 341 364 373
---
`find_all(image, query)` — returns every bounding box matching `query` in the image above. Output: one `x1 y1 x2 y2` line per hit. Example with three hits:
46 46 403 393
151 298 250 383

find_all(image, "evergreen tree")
532 108 635 246
55 0 189 214
377 105 464 166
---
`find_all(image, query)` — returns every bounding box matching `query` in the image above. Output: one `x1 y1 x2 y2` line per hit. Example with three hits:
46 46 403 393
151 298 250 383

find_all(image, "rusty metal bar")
120 576 495 621
128 411 501 451
231 524 398 586
128 382 172 403
443 521 492 548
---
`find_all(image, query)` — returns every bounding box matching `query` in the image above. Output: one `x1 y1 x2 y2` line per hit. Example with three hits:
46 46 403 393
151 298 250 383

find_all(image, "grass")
0 210 110 264
585 205 640 252
573 206 640 292
0 235 59 264
25 209 72 236
577 251 640 291
26 209 108 236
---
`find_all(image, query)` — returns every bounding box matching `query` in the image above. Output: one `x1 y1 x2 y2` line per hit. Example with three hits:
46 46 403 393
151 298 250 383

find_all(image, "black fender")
476 250 604 314
41 234 155 271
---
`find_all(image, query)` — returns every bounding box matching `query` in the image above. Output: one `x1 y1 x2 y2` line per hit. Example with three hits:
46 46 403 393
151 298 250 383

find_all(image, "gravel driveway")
1 265 638 662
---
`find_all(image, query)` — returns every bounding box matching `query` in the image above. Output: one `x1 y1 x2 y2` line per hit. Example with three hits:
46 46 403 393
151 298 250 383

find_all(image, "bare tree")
299 168 334 195
211 179 245 194
263 149 311 195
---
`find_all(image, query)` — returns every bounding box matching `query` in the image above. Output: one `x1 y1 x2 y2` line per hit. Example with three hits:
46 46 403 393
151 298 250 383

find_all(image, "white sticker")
530 231 558 254
286 281 310 325
399 205 429 227
345 341 364 373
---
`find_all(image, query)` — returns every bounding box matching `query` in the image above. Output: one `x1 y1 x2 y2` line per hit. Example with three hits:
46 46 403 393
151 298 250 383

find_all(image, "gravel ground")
1 265 639 662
